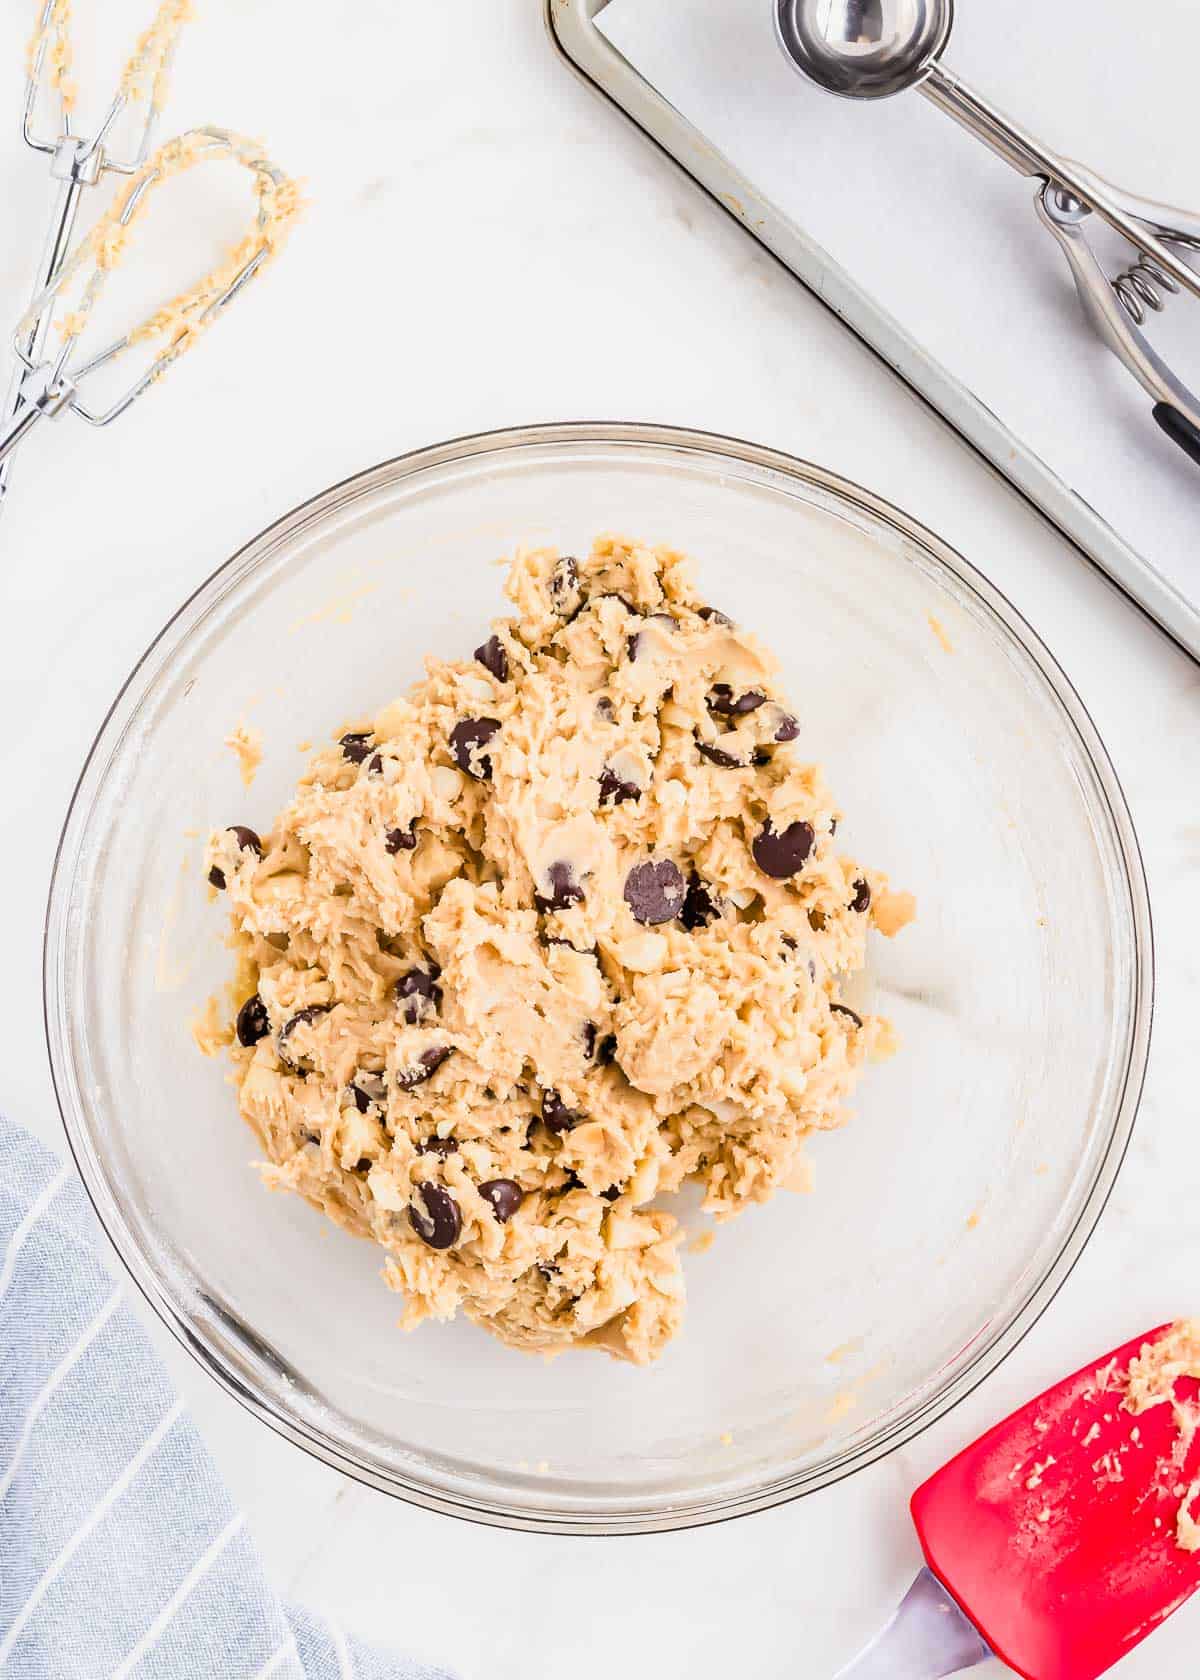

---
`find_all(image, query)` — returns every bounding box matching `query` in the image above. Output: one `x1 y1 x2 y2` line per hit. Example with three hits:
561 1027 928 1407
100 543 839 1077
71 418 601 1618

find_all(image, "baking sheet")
552 0 1200 658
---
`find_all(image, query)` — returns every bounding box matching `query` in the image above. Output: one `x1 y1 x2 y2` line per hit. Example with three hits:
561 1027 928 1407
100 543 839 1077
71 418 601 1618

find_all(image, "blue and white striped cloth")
0 1116 451 1680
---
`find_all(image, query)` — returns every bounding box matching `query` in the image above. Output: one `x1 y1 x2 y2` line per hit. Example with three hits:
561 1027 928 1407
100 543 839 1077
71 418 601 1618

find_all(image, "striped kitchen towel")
0 1115 452 1680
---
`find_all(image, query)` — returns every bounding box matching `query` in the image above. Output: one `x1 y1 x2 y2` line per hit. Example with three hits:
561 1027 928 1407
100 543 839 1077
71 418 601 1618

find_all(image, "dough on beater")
202 534 914 1364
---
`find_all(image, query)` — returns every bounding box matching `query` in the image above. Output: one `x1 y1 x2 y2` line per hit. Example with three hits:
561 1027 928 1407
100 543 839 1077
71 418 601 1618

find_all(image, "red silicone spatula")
840 1324 1200 1679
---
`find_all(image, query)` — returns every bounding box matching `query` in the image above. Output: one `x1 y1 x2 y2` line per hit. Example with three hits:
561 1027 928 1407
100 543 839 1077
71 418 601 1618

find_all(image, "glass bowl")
45 422 1152 1534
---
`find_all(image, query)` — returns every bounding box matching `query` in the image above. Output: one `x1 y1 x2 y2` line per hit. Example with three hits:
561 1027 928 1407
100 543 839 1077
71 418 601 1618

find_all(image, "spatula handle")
835 1569 992 1679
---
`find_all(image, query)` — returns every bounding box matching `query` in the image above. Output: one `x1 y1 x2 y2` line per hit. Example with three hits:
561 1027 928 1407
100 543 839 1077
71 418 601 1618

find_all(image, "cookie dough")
1121 1319 1200 1551
224 720 263 788
202 534 914 1364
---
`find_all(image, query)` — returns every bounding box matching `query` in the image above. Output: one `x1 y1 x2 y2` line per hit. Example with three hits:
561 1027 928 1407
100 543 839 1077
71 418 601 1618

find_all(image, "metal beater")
0 126 301 470
776 0 1200 467
3 4 300 497
6 1 193 508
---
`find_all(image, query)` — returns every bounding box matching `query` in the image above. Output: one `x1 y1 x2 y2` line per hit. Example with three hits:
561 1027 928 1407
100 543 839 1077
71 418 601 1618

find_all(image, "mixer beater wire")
24 0 193 157
5 1 196 511
3 4 301 510
0 127 302 462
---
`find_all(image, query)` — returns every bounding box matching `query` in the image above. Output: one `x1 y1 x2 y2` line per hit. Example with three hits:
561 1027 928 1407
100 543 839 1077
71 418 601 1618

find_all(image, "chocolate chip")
395 1045 454 1091
626 632 642 662
541 1089 580 1133
385 823 417 854
418 1135 458 1157
623 858 685 924
277 1004 329 1067
596 696 615 721
774 714 800 743
449 717 500 780
831 1003 863 1028
475 635 509 682
209 826 263 890
354 1157 372 1174
235 994 270 1047
349 1071 387 1112
707 685 766 718
409 1183 461 1250
544 935 598 958
340 732 373 764
680 873 720 930
829 817 838 837
551 554 579 597
850 878 871 913
752 820 815 880
696 738 743 769
600 1185 622 1202
696 605 733 627
534 861 584 913
781 934 798 951
479 1178 524 1222
596 1033 617 1066
598 765 642 805
396 965 442 1024
366 753 384 777
582 1022 598 1059
550 555 582 616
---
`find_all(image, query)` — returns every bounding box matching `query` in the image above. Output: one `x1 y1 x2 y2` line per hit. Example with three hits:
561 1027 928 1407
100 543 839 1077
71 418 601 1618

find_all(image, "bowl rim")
43 419 1154 1535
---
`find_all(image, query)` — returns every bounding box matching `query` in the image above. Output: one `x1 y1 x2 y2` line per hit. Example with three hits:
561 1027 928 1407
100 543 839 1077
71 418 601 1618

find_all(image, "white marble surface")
1 3 1198 1676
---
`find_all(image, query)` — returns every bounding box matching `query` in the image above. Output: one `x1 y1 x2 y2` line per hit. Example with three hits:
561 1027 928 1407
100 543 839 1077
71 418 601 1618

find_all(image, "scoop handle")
0 164 88 512
835 1569 991 1680
920 65 1200 304
1154 403 1200 469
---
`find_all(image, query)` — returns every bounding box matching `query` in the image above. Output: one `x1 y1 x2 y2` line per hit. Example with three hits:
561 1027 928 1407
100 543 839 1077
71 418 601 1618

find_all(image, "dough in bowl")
201 534 914 1363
